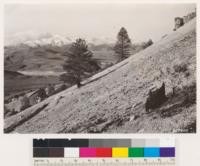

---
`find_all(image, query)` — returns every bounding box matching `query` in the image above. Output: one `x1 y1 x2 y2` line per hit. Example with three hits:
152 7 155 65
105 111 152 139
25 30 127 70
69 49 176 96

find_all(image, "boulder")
145 82 167 113
174 17 184 31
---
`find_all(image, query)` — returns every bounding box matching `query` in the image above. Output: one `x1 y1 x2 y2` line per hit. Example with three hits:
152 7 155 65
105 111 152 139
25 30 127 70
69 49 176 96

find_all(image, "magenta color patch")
79 148 96 157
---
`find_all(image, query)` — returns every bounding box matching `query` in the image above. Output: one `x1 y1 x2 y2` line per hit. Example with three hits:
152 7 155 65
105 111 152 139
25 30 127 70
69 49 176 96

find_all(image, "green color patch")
129 148 144 157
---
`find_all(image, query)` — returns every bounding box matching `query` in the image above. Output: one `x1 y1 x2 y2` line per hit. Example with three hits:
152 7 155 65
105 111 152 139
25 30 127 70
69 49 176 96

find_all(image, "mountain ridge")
5 33 116 47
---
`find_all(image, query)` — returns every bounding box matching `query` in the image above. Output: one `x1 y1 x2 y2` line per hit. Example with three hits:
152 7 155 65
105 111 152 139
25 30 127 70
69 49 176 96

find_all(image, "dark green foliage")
141 39 153 49
60 38 100 87
145 39 153 48
114 27 132 61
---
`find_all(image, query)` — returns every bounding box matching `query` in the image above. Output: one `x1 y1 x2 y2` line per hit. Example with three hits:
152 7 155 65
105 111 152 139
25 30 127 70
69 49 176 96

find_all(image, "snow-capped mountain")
5 32 73 47
5 32 115 47
24 35 73 47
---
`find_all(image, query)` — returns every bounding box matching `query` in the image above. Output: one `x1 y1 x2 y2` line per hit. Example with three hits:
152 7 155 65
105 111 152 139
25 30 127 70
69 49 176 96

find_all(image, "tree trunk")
77 81 82 88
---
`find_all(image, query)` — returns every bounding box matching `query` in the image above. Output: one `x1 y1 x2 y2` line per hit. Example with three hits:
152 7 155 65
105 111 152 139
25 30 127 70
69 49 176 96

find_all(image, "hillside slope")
4 18 196 133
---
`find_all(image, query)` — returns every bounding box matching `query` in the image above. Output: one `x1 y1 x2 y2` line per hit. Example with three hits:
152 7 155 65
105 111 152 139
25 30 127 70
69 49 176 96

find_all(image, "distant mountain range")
5 32 116 47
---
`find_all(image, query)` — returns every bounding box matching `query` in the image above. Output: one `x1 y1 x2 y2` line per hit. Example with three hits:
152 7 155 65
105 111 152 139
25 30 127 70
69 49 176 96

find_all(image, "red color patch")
96 148 112 157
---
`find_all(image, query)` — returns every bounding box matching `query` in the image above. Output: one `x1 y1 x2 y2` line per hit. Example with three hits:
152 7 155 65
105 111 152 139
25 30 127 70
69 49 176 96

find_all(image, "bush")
173 63 188 73
19 96 30 110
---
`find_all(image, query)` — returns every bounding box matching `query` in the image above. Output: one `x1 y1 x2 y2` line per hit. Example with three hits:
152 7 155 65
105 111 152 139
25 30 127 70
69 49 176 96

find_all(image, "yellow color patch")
112 148 128 158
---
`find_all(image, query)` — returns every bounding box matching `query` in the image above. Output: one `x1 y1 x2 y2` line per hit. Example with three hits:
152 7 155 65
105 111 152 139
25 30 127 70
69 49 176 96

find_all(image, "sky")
4 3 196 45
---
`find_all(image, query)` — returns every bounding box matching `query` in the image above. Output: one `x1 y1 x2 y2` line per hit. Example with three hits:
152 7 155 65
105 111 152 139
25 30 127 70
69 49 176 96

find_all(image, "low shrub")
173 63 188 73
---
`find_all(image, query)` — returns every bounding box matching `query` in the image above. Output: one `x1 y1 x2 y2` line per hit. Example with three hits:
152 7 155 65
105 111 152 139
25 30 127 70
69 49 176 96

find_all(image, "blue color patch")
144 148 160 157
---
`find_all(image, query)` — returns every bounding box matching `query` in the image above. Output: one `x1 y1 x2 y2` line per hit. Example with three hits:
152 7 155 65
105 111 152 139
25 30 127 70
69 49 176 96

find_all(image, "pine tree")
114 27 132 61
60 38 100 88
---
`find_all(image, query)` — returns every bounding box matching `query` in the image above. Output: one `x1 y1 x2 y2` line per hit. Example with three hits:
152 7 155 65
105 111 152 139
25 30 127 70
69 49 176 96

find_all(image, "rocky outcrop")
4 84 67 118
145 83 167 113
174 11 196 31
174 17 184 31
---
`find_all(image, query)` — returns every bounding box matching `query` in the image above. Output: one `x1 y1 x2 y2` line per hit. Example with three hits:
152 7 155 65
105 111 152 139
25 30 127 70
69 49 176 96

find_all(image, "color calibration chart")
33 138 176 166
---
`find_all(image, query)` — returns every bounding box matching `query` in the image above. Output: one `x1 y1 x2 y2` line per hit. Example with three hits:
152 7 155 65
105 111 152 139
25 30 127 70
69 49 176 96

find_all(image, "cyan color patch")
144 148 160 157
